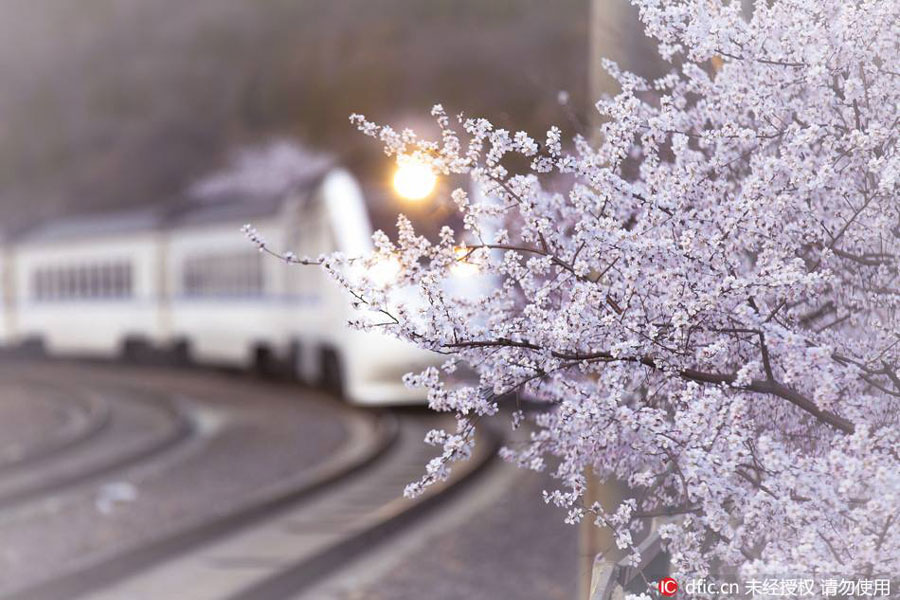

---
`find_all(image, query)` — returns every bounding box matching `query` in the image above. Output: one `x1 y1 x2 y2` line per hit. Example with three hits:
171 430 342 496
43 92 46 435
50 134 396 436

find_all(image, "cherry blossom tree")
255 0 899 591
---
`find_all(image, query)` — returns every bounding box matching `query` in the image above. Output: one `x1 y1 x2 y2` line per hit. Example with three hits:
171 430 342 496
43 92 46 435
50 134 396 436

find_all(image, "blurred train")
0 167 441 405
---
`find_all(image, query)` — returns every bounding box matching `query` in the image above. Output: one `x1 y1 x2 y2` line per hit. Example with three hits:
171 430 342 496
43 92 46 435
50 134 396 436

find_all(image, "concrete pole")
580 470 630 599
589 0 666 116
581 2 665 597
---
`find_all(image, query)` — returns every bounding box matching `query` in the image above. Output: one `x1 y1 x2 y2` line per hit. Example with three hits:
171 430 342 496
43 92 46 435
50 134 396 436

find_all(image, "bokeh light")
393 159 437 201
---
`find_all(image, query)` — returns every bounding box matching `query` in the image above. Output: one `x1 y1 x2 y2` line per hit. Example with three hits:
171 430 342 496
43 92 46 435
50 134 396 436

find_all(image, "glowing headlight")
393 158 437 201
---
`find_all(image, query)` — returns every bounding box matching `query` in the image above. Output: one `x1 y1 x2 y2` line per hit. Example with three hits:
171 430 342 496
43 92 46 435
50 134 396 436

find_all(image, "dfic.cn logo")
658 577 679 597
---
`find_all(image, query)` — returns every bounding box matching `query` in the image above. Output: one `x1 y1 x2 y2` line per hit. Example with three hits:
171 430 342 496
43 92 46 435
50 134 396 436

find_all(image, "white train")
0 167 441 405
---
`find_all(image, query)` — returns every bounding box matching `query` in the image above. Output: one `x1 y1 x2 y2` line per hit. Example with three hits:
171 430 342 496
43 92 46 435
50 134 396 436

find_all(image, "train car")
285 169 443 405
2 164 441 405
167 167 442 405
12 209 166 358
162 178 308 371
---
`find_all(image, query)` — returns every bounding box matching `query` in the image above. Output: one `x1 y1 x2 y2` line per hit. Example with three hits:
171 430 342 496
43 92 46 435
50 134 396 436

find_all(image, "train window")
67 265 77 299
32 260 134 301
124 262 133 297
94 265 102 298
49 267 59 300
52 268 61 300
77 265 87 299
184 255 207 297
113 263 122 297
111 262 132 298
60 268 70 300
42 268 50 301
32 269 44 301
98 263 108 298
182 252 263 297
68 267 78 299
53 268 60 300
87 265 97 298
71 267 79 299
66 267 76 299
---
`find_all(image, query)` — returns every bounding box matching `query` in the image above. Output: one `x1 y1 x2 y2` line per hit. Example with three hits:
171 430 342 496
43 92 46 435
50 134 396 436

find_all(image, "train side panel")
1 168 442 406
165 216 292 367
13 233 163 356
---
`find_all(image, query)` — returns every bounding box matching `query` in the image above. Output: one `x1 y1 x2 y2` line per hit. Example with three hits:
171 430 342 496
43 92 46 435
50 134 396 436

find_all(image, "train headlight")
393 158 436 201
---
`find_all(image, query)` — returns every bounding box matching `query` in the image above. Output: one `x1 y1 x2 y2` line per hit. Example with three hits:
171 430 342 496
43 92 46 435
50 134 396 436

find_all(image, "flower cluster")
333 0 897 588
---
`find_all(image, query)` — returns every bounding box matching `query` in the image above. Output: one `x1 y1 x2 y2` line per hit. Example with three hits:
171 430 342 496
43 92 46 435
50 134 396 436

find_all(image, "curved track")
0 362 498 600
0 382 110 472
224 416 499 600
0 382 190 510
6 410 395 600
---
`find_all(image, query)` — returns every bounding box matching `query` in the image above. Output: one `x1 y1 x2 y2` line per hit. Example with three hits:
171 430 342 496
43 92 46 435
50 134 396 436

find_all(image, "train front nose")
342 330 443 406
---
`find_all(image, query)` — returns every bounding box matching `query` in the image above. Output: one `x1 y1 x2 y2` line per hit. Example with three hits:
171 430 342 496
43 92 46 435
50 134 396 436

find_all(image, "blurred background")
0 0 602 231
0 2 664 599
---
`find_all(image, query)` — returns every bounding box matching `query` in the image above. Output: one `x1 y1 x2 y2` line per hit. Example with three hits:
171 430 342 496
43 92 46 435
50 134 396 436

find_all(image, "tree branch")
444 338 856 434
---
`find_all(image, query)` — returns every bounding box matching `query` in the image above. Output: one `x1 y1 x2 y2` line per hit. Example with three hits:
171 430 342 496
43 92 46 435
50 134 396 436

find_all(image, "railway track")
0 381 111 473
0 381 192 510
5 409 498 600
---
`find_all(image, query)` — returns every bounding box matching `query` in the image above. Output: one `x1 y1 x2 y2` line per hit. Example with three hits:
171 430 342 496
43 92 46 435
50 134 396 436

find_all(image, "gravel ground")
0 361 353 596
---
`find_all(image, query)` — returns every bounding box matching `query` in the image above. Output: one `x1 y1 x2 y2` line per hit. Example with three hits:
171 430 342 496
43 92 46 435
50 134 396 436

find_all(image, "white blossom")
320 0 899 586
